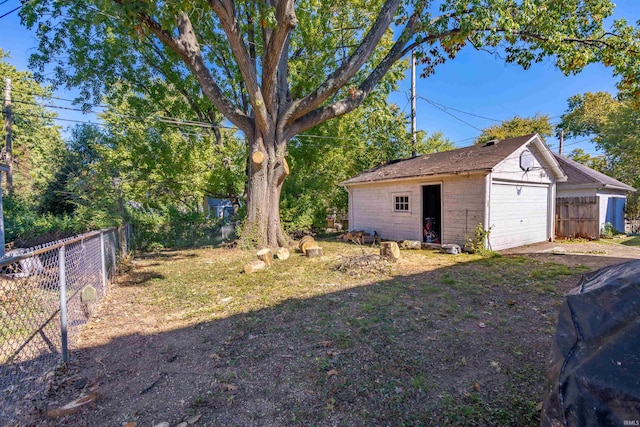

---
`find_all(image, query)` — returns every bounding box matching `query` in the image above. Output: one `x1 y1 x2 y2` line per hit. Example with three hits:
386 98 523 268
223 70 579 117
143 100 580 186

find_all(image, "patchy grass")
46 240 594 426
620 235 640 247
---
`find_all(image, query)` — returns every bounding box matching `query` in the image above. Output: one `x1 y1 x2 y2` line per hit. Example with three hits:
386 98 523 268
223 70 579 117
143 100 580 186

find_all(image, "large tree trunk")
243 132 289 248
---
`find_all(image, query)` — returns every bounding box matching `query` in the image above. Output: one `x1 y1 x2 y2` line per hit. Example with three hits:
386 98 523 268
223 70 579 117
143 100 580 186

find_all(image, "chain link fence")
0 228 118 425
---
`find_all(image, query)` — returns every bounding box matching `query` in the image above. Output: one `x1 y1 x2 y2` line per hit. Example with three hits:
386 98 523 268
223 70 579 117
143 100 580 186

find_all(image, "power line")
418 95 502 123
8 86 111 108
6 97 240 130
0 0 35 20
0 4 21 20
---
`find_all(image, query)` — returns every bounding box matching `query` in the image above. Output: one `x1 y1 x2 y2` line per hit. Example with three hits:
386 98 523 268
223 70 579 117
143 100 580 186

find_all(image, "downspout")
347 187 353 232
549 182 556 242
484 173 492 250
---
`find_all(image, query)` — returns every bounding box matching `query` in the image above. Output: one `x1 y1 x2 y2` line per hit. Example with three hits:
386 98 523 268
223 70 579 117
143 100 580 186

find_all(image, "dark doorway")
422 185 441 243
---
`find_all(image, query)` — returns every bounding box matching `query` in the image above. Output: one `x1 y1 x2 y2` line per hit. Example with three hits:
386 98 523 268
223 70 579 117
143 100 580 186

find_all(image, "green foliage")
558 91 639 192
0 50 67 205
475 114 553 144
600 222 618 238
126 205 223 251
19 0 640 246
234 218 260 251
3 194 87 244
464 223 494 255
566 148 608 173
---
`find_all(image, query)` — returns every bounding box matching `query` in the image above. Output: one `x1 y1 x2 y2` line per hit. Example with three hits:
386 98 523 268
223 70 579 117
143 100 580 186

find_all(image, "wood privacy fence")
556 196 599 239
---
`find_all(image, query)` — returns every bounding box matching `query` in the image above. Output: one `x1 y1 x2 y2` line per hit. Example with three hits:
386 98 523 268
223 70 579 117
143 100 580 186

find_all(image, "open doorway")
422 185 441 243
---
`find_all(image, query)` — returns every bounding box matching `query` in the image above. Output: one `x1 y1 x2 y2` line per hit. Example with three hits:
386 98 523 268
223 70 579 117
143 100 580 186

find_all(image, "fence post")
110 230 117 276
100 231 107 295
59 245 68 363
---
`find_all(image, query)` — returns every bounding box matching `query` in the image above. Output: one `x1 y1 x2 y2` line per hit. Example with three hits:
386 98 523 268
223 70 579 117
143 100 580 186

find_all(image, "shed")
340 134 567 251
553 154 636 238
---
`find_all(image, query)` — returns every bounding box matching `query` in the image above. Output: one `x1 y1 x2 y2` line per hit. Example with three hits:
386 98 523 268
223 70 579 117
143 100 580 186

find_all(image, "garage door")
489 183 549 250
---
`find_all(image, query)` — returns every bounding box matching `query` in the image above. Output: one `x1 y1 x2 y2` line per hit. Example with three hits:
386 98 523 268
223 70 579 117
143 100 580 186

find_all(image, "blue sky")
1 1 638 155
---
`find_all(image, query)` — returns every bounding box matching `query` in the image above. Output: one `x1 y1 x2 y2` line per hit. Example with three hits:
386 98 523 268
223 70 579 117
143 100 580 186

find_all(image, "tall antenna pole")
411 51 417 157
558 129 564 155
3 77 13 194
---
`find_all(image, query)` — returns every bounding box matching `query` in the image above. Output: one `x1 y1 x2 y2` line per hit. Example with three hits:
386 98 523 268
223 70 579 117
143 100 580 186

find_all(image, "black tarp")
541 260 640 427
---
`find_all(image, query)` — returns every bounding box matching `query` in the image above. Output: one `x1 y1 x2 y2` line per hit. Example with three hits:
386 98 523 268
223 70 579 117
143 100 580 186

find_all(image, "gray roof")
553 153 636 192
341 134 540 186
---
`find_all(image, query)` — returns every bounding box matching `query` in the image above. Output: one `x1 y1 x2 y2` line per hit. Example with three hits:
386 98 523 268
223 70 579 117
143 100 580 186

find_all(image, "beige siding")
441 175 486 246
346 174 486 245
492 144 553 184
349 182 422 241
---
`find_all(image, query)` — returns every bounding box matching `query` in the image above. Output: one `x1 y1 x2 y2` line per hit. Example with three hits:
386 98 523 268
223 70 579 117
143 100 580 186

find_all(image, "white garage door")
489 183 549 250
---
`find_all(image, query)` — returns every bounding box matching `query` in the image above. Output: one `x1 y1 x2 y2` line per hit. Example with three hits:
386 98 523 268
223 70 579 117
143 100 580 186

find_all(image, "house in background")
553 154 636 238
205 197 236 219
340 134 567 251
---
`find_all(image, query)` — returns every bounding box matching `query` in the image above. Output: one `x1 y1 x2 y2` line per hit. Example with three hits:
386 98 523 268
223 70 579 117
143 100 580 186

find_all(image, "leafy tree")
558 91 639 188
558 91 639 218
566 148 608 173
23 0 640 247
0 50 66 205
474 114 553 144
418 131 456 154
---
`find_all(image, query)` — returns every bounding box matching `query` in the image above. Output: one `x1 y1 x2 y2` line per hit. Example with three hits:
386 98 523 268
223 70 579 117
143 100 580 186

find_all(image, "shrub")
464 223 494 255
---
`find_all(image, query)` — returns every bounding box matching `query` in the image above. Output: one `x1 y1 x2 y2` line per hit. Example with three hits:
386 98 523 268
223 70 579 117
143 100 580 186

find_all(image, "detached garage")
340 134 567 251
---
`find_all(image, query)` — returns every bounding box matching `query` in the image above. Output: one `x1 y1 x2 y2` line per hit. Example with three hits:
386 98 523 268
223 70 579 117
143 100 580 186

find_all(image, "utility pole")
3 77 13 193
411 51 417 158
558 129 564 156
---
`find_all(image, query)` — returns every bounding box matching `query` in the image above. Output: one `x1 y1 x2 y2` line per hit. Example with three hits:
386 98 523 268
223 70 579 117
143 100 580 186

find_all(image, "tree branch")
136 9 252 134
285 8 424 138
284 0 403 124
262 0 296 116
208 0 270 132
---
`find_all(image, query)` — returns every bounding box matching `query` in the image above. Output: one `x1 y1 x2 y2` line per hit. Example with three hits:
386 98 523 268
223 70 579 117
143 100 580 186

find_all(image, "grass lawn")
48 240 591 426
620 235 640 247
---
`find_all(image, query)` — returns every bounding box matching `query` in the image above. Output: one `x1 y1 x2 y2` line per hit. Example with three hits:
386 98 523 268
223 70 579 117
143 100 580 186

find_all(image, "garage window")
394 194 410 212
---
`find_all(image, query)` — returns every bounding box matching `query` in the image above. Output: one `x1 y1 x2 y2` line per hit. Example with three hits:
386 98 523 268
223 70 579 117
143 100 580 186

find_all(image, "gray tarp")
541 260 640 427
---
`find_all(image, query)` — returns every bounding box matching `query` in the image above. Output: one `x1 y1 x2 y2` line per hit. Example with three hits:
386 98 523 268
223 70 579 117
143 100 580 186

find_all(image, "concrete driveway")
500 239 640 271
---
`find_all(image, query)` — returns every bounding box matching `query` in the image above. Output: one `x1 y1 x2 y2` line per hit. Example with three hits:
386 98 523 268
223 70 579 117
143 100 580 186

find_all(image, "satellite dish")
520 149 535 171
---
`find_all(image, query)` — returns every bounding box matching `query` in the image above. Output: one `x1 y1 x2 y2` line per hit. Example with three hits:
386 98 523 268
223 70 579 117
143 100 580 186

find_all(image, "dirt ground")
33 240 640 427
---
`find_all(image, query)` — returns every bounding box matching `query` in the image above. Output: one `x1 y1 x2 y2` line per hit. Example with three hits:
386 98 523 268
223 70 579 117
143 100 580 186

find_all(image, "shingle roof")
340 134 538 186
553 153 636 192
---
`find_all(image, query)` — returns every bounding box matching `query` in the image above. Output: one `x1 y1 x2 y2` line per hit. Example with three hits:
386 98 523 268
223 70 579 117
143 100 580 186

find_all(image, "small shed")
340 134 567 251
553 154 636 238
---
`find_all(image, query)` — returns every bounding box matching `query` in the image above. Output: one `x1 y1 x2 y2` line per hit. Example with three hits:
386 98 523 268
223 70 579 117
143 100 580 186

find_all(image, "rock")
176 423 188 427
186 414 202 425
152 423 170 427
400 240 422 250
441 244 461 255
47 393 101 419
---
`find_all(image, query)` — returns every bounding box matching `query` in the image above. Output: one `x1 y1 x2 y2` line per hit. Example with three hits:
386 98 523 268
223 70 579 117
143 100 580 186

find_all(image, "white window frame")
393 193 411 212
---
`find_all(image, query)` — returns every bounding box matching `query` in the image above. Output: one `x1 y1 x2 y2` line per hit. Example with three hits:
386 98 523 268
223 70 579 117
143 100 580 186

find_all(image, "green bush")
600 222 618 239
464 223 495 255
126 205 225 251
3 194 90 245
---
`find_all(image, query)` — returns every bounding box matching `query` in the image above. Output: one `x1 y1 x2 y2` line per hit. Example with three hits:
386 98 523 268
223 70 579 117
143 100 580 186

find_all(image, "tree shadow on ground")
11 250 640 426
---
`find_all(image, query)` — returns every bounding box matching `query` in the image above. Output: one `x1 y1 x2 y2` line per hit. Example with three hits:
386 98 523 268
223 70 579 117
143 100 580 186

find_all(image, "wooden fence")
556 196 599 239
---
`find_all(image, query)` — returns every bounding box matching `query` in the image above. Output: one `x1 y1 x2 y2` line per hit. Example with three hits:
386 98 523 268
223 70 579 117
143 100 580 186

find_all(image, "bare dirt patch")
37 240 640 426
